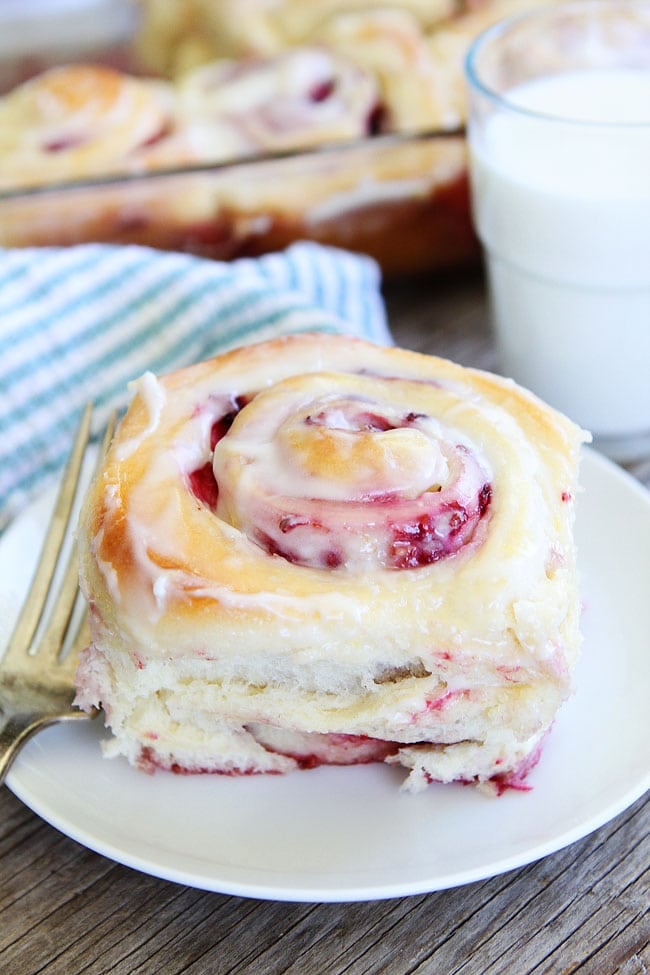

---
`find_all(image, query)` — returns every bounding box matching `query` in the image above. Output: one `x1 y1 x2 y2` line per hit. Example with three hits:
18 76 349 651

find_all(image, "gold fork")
0 405 115 785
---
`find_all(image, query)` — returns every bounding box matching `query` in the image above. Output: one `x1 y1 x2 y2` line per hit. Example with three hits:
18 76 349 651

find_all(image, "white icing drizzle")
92 528 122 605
114 372 166 461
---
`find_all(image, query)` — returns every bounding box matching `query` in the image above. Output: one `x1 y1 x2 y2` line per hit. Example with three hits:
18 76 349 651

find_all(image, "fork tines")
4 405 114 674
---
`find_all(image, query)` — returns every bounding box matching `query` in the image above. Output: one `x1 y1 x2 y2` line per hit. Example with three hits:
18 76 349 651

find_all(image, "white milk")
470 68 650 446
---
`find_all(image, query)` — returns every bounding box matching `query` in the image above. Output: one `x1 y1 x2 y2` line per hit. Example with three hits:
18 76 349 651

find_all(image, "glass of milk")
465 0 650 461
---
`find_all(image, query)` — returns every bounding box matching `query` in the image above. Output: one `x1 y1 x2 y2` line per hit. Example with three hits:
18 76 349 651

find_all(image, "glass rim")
464 0 650 129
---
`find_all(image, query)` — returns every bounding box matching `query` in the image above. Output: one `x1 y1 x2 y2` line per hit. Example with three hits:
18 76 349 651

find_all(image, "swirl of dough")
212 372 492 569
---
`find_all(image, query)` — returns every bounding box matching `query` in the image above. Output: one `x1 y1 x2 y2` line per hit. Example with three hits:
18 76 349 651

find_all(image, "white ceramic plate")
2 448 649 902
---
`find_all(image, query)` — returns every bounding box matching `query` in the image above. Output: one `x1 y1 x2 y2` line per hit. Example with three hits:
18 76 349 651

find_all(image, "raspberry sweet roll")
0 65 178 190
314 8 463 132
175 47 381 155
75 334 588 792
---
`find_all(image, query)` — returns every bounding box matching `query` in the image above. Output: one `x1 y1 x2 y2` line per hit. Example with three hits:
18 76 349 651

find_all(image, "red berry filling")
43 134 86 153
188 461 219 509
309 79 336 103
187 394 249 508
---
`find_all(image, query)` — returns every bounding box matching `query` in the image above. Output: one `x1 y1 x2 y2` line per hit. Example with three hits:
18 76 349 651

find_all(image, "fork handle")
0 707 92 786
0 710 61 786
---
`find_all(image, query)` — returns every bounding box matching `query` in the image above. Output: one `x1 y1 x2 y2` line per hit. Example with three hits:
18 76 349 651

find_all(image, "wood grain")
1 271 648 975
1 789 647 974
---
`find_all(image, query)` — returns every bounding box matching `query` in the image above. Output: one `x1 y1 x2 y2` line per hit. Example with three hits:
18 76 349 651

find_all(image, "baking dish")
0 126 478 276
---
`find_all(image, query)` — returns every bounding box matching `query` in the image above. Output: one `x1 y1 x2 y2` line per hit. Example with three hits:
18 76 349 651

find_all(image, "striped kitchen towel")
0 241 391 531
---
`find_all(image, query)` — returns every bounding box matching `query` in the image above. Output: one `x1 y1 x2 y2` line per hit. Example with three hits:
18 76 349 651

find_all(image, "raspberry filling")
186 393 248 508
201 374 492 571
308 79 336 103
43 134 86 153
188 462 219 509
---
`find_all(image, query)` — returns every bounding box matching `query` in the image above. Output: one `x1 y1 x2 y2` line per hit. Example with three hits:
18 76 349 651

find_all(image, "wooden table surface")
1 270 648 975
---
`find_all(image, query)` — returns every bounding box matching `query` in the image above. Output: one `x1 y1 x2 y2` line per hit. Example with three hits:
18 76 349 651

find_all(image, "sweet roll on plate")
75 334 588 792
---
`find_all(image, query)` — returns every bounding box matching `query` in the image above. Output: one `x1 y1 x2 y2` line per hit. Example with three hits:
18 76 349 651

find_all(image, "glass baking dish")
0 128 478 277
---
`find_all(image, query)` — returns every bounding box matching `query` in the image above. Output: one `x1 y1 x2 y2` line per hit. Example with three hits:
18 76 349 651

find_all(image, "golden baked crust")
76 334 588 791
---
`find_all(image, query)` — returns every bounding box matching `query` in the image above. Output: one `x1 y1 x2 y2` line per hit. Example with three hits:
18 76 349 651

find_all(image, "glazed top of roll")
79 333 587 670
